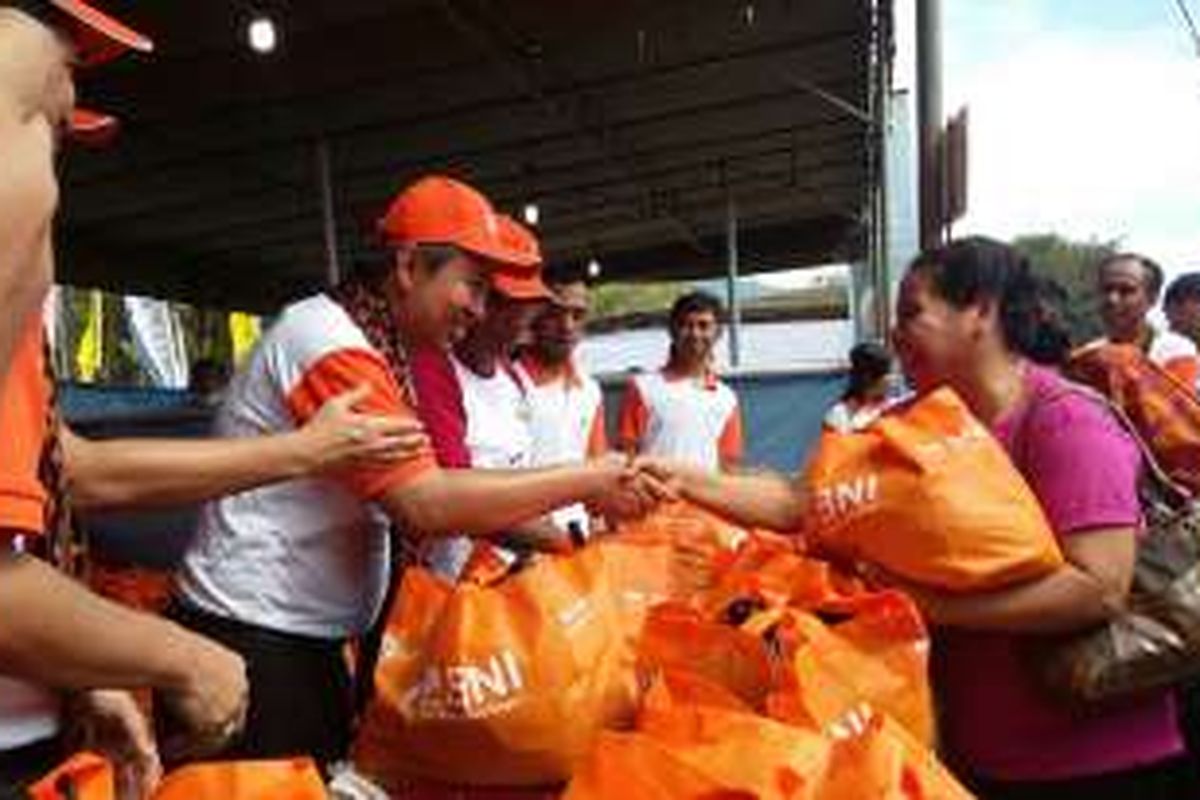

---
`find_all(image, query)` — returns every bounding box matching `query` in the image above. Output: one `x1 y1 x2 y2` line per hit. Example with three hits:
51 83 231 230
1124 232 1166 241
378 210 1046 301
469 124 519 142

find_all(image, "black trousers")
967 755 1200 800
163 600 353 768
1179 678 1200 776
0 736 61 796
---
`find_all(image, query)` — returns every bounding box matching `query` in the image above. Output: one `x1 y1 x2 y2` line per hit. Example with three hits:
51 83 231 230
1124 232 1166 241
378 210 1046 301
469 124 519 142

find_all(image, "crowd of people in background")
7 2 1200 799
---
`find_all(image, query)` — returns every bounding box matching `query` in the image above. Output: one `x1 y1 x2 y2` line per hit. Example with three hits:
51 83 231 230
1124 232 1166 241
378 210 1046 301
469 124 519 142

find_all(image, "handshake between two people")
585 453 684 526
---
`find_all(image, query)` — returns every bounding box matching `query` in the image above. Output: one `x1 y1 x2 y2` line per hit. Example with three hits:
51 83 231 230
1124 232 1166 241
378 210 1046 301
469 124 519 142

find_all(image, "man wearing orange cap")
0 3 434 790
411 215 573 578
171 175 668 765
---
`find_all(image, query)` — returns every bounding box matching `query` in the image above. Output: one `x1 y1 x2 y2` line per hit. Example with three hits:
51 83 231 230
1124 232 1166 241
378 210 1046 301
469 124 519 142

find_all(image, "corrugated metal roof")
59 0 889 311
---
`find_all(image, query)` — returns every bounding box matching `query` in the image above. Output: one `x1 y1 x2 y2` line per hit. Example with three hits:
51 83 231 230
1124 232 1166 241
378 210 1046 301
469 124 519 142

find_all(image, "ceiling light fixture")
247 16 278 54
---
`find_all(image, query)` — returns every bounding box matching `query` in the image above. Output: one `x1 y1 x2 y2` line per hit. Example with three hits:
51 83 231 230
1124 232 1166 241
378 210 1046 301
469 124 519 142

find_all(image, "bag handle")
1019 374 1192 508
352 529 415 719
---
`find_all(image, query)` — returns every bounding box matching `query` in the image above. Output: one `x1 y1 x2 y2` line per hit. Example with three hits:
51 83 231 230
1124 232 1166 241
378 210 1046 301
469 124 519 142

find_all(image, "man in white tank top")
515 276 607 537
411 215 564 579
618 291 744 471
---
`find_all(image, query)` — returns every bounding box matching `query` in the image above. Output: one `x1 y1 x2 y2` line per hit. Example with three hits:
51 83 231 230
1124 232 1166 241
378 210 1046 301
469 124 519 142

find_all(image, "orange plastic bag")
599 501 772 648
354 544 637 788
565 678 973 800
817 711 972 800
27 752 114 800
379 780 560 800
27 755 325 800
805 387 1062 591
88 561 172 615
763 592 934 746
632 693 833 798
1067 342 1200 493
152 759 325 799
561 732 745 800
635 602 777 709
609 502 753 597
698 549 866 622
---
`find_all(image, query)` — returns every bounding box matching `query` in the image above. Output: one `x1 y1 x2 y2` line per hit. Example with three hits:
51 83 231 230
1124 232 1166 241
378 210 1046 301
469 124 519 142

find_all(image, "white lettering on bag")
403 650 526 719
813 473 880 520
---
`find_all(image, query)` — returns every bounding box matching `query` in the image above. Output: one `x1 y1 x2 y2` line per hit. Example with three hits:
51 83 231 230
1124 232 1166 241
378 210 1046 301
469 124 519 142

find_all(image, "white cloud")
945 22 1200 277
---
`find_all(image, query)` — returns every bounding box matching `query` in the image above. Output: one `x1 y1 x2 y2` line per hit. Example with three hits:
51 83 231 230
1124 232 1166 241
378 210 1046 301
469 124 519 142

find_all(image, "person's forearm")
0 554 202 692
919 566 1122 634
677 466 806 532
66 431 315 511
389 465 615 536
0 117 56 384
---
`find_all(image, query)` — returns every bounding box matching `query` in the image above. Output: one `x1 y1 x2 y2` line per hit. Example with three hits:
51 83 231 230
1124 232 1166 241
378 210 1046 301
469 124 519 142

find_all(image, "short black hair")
845 342 891 400
669 291 724 330
1097 252 1165 303
1165 272 1200 307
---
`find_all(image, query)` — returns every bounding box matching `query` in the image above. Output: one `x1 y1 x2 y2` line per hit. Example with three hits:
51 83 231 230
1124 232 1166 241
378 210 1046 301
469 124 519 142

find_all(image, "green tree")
1011 233 1119 346
589 281 687 321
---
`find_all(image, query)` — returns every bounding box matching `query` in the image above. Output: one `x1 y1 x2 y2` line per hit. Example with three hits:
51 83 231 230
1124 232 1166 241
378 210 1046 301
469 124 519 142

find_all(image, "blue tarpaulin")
65 369 847 568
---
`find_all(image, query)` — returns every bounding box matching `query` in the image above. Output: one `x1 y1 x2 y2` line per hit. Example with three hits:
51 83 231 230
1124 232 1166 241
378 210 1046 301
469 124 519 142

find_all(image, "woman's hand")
295 384 429 474
588 454 678 522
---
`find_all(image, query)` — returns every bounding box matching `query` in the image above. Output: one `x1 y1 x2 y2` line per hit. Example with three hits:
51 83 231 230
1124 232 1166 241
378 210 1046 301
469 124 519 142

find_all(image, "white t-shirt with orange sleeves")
617 369 743 470
514 355 606 534
175 294 436 640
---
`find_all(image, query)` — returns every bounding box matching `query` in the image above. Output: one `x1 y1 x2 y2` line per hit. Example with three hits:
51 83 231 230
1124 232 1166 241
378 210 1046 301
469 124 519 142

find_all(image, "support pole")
872 0 893 337
725 192 742 369
917 0 943 250
316 139 341 287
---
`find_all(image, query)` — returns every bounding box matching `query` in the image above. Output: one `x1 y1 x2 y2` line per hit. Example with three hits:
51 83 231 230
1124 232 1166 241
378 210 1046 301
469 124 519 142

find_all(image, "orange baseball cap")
47 0 154 67
378 176 539 269
69 107 118 144
491 215 551 300
20 0 154 142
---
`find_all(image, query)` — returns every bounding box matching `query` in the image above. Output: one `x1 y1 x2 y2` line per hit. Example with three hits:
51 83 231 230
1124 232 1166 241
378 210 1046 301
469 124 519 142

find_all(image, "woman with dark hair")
886 236 1193 798
641 237 1195 798
1022 275 1074 368
823 342 893 431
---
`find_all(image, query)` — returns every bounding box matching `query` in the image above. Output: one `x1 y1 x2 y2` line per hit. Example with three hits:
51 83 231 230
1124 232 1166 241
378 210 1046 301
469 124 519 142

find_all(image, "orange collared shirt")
0 320 50 538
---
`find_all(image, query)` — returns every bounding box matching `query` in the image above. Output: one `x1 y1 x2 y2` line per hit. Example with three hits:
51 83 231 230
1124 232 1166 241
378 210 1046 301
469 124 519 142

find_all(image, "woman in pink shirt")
890 237 1196 798
639 237 1197 796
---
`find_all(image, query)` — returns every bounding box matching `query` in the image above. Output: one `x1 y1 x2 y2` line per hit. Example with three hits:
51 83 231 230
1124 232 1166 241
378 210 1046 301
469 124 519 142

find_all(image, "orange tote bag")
805 387 1062 591
354 545 636 789
763 592 934 746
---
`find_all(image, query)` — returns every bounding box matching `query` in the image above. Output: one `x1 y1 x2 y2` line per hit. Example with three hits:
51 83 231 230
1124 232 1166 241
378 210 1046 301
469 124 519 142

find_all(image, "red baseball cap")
490 215 551 300
24 0 154 142
378 176 539 269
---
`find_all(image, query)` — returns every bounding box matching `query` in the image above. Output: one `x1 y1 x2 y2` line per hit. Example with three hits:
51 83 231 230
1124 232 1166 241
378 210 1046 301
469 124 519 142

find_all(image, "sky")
911 0 1200 281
